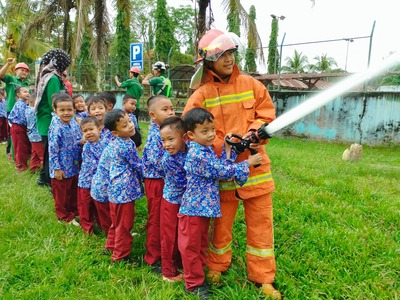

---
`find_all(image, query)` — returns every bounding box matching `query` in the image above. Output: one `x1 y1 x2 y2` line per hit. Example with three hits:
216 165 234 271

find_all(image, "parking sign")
130 42 143 70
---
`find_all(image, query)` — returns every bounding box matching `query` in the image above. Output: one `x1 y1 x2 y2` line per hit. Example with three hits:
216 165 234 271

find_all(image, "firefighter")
183 29 281 299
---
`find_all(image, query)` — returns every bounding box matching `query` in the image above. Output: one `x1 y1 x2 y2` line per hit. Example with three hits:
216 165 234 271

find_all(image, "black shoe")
150 260 162 274
37 178 50 187
185 283 210 300
115 256 139 266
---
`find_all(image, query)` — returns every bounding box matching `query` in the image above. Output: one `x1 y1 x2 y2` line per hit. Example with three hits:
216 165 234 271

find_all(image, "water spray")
227 52 400 154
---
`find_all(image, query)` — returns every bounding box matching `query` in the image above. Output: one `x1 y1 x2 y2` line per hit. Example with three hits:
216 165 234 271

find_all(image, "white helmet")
152 61 166 71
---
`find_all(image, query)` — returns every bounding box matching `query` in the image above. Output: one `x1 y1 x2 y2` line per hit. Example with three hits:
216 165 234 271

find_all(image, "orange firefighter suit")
183 64 277 284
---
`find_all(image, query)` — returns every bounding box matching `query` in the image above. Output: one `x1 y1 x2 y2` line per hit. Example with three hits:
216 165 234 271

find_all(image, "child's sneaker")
150 260 162 274
162 273 183 282
68 219 80 227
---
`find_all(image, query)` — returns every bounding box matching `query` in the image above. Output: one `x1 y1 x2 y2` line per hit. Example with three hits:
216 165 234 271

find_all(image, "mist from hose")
264 52 400 136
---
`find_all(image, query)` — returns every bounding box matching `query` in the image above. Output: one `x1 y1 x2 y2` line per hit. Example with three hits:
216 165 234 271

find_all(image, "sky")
167 0 400 73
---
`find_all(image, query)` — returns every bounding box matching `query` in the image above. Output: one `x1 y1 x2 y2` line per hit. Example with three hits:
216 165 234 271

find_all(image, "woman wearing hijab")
35 48 71 187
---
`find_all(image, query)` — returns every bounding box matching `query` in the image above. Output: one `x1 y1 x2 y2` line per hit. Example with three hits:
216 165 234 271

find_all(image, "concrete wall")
271 91 400 145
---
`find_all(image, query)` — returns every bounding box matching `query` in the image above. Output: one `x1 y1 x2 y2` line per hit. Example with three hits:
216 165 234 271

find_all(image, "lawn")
0 133 399 299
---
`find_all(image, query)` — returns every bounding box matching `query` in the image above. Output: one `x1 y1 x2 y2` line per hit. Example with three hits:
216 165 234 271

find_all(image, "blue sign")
130 42 143 70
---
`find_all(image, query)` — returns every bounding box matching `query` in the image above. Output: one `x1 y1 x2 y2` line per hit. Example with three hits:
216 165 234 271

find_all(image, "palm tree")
309 54 338 73
281 50 309 74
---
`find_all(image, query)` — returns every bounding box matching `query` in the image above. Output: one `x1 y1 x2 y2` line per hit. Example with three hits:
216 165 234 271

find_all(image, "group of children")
5 87 261 298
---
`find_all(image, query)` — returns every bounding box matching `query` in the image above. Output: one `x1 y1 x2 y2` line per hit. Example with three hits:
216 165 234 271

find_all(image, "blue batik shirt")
161 150 187 205
75 111 88 118
107 137 144 204
8 99 27 125
48 116 82 179
128 112 138 128
78 138 108 189
179 141 250 218
25 106 42 142
91 142 112 203
143 122 165 178
0 98 6 118
100 126 114 141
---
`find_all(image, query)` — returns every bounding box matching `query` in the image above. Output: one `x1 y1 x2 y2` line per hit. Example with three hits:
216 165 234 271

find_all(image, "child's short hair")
104 109 126 132
80 116 100 128
147 95 169 110
86 95 107 111
14 86 28 95
98 91 116 107
123 94 136 103
52 92 72 109
160 116 185 135
183 107 214 132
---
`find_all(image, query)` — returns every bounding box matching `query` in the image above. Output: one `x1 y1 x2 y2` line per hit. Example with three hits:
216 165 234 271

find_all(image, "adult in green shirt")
0 58 31 157
142 61 172 98
35 48 71 187
114 66 143 108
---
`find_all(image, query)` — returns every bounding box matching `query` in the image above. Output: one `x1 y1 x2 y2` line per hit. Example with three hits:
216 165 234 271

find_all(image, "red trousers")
207 192 276 284
160 199 182 277
30 141 44 173
0 117 7 141
107 202 135 262
144 178 164 265
10 124 31 172
93 201 113 250
51 175 78 222
78 187 97 234
178 214 210 290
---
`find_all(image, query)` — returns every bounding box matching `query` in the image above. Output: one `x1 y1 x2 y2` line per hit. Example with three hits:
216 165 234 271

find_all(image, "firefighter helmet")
196 29 238 63
152 61 166 71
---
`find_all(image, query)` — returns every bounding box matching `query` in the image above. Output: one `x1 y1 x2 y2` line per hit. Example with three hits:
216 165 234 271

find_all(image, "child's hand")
224 133 233 159
54 169 64 180
7 58 15 64
247 153 262 167
243 130 260 151
80 137 86 146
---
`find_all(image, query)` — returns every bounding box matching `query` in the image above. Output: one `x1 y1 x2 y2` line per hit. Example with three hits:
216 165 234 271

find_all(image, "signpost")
130 42 143 70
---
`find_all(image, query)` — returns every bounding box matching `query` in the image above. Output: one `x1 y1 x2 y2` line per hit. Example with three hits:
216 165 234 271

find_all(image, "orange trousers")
207 192 276 284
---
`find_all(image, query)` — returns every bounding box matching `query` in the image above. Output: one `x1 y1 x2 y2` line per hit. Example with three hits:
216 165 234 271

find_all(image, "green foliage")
170 5 196 56
154 0 177 62
282 50 309 74
309 53 338 73
0 137 399 299
115 7 132 80
244 5 257 73
379 64 400 85
268 18 278 74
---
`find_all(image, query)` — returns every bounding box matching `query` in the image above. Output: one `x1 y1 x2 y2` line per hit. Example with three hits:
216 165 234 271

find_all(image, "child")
72 94 88 119
86 95 113 141
8 86 31 172
48 92 82 226
179 107 262 298
122 94 142 147
0 89 7 144
98 91 116 111
159 116 187 282
78 117 108 234
101 109 143 262
26 92 44 173
142 95 175 271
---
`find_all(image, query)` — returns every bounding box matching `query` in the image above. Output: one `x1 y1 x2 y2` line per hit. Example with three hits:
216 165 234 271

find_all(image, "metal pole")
367 20 376 68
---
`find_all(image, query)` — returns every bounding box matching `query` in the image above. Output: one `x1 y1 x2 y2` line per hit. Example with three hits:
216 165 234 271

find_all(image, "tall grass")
0 136 399 299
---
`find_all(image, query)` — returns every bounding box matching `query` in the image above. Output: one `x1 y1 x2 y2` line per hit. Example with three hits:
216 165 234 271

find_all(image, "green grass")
1 134 399 299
